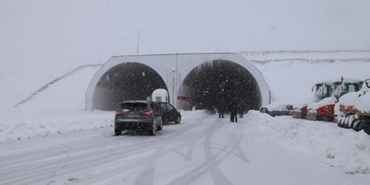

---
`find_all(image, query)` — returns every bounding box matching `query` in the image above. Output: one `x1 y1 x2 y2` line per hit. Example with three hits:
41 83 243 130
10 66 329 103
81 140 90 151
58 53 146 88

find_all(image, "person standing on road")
229 102 238 123
218 103 225 118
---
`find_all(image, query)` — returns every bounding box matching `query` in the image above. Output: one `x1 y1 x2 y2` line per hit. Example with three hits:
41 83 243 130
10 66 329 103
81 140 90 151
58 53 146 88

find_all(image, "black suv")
155 102 181 124
114 100 163 136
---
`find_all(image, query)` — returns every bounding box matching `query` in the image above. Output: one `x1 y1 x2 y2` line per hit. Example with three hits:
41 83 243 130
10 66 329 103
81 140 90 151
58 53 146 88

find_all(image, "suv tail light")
141 110 152 116
115 110 124 116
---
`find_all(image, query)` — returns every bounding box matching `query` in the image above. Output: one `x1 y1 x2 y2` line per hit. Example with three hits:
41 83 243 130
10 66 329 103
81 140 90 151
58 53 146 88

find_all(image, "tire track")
167 116 250 185
0 113 248 185
133 114 220 185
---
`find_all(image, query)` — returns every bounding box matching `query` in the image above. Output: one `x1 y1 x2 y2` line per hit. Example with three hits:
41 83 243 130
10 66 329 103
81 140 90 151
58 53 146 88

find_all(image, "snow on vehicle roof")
339 79 370 107
307 97 337 110
152 88 168 95
261 102 292 111
293 97 319 108
339 92 363 107
355 92 370 113
342 78 363 83
314 77 362 85
354 82 370 112
122 100 149 103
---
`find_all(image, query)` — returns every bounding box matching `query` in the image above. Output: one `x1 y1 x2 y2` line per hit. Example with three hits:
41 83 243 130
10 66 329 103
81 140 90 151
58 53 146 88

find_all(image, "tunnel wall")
85 52 271 111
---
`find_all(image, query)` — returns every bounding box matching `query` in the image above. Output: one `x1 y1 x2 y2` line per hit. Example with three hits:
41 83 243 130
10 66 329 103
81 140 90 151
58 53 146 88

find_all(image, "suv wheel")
157 120 163 131
175 116 181 124
148 122 156 136
114 129 122 136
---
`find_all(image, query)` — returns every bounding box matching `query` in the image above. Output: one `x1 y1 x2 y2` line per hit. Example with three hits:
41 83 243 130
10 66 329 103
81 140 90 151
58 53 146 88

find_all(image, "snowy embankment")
0 66 111 142
248 111 370 174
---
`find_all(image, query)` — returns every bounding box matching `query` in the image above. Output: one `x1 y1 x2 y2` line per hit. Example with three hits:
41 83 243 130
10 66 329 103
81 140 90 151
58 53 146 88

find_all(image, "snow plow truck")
292 80 333 119
336 78 370 134
306 77 362 121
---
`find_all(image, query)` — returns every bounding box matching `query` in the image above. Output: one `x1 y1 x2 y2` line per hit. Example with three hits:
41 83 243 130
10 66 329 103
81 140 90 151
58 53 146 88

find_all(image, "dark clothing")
230 113 237 122
229 103 238 123
218 106 225 118
219 111 224 118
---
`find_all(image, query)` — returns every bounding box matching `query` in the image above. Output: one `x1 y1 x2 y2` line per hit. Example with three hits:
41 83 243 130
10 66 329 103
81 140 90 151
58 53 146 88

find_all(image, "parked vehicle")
337 78 370 134
292 81 333 119
156 101 181 124
355 80 370 134
306 77 362 121
114 100 163 136
152 88 169 102
260 102 293 117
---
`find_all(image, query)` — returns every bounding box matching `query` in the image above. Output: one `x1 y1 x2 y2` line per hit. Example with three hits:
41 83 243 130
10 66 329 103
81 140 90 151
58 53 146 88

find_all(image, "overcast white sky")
1 0 370 73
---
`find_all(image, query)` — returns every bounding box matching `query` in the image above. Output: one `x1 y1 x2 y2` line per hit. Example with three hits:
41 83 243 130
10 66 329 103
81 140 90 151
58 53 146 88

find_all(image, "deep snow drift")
249 111 370 175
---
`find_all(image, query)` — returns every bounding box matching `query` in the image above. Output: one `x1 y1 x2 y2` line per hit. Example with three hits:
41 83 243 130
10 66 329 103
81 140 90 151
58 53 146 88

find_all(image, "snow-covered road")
1 111 368 185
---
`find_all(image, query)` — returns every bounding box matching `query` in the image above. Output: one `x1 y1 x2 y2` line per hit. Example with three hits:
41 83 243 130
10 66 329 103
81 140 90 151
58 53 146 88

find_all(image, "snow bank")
0 110 114 142
0 106 209 143
0 66 106 142
248 111 370 174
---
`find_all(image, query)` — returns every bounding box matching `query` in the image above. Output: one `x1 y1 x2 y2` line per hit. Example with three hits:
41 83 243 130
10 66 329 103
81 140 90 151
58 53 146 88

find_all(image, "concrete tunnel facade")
85 52 271 111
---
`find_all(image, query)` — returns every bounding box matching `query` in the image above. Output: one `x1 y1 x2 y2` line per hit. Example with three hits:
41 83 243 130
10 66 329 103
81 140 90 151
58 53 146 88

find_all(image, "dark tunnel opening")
93 62 168 110
182 60 261 112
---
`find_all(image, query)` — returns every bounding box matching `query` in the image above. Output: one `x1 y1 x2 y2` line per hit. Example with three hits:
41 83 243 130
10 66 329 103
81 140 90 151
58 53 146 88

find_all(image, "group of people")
216 102 244 123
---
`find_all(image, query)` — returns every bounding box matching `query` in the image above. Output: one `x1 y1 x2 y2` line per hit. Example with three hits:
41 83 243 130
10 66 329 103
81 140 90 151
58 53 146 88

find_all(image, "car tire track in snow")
0 126 175 185
58 113 218 184
0 112 251 185
133 114 226 185
168 115 250 185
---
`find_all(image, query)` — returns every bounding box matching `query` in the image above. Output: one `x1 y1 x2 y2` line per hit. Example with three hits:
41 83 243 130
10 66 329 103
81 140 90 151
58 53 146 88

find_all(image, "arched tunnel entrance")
93 62 168 110
86 53 270 111
180 60 261 112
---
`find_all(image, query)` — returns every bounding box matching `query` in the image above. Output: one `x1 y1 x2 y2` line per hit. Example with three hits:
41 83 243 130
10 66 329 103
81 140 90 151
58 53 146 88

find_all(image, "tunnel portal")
182 60 261 112
86 53 270 111
93 62 167 110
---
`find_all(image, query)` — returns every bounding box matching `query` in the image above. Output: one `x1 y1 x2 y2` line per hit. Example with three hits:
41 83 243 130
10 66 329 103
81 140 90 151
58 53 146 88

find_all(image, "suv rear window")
121 102 148 111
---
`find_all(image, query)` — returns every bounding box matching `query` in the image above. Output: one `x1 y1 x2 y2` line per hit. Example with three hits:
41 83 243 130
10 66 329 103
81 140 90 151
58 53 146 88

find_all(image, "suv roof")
122 100 150 103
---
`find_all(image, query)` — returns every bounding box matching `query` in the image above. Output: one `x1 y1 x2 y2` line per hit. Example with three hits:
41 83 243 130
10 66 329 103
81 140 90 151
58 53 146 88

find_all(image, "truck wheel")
344 116 350 128
339 116 346 128
362 123 370 134
352 119 361 131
